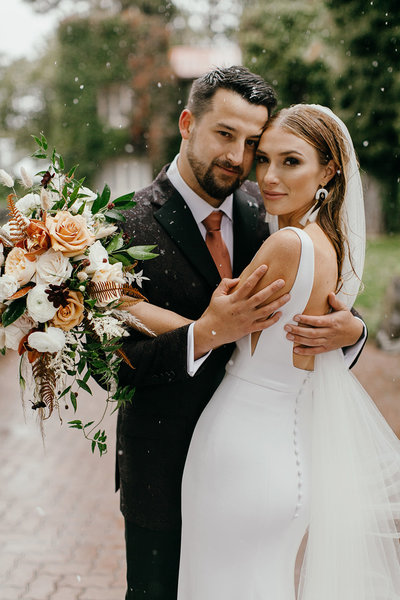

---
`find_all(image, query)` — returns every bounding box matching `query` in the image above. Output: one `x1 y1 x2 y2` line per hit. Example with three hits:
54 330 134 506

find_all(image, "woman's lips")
263 191 286 200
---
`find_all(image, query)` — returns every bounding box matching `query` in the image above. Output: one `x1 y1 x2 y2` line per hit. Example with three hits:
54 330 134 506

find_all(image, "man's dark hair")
187 65 277 120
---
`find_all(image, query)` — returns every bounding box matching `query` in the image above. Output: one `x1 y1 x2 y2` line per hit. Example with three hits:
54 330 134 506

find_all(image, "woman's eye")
256 155 268 164
218 131 231 138
284 157 300 166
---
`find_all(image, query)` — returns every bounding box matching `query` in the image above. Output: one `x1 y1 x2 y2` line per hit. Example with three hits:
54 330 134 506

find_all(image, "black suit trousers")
125 519 181 600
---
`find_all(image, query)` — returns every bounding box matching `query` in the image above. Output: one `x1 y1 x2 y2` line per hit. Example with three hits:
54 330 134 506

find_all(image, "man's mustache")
213 160 243 176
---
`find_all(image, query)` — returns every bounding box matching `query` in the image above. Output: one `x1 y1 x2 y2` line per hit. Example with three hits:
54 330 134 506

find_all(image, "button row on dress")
292 373 311 519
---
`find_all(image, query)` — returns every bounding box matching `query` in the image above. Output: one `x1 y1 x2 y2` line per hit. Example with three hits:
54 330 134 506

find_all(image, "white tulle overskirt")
299 350 400 599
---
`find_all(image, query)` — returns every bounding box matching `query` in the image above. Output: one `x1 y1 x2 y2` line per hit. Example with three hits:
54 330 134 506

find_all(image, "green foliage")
239 0 334 108
1 8 182 191
354 235 400 337
325 0 400 232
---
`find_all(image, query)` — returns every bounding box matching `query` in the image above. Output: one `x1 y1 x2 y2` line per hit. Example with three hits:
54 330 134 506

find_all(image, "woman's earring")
315 187 328 202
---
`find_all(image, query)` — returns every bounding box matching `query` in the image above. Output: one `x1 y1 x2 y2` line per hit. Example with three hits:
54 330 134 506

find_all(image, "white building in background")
95 43 242 199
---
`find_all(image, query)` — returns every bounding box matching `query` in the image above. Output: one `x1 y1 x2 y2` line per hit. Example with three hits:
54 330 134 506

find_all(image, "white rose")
85 240 109 274
35 248 73 285
28 326 66 353
0 323 24 350
0 314 34 351
27 284 57 323
0 274 18 302
15 193 41 217
0 242 4 268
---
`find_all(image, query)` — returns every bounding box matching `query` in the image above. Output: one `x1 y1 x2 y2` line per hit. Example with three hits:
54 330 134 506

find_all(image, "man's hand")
284 292 364 355
193 265 290 359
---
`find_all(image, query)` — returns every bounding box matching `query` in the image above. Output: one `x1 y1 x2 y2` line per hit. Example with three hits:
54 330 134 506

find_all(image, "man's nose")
226 142 245 166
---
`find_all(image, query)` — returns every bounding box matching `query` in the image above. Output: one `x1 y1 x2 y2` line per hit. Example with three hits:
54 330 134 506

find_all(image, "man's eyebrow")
215 122 263 139
215 122 237 131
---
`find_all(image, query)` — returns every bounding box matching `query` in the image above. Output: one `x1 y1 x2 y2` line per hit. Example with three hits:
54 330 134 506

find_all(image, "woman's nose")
263 164 279 184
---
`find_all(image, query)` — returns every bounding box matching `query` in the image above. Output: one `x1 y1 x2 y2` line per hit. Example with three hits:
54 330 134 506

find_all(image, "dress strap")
280 227 315 319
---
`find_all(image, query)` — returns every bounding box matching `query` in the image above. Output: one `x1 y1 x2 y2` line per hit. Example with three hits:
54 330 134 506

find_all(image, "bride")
128 105 400 598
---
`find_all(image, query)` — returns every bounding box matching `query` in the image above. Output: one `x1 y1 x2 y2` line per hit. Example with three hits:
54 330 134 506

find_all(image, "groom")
117 66 365 599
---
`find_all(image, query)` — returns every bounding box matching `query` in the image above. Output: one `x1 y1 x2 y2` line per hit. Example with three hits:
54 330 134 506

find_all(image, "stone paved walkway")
0 350 125 600
0 344 399 599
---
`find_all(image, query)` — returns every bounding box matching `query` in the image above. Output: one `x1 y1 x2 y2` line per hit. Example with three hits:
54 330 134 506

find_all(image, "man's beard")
187 144 244 200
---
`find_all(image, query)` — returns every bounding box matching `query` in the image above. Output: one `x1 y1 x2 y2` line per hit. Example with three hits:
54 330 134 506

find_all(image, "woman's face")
256 125 335 227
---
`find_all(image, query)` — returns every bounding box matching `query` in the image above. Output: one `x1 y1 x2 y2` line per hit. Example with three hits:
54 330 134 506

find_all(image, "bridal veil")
298 106 400 599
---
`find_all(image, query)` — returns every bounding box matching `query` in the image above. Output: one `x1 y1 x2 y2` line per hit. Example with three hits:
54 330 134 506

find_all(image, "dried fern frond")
116 348 135 370
87 281 124 304
32 352 57 420
87 281 148 305
0 226 14 248
7 194 29 243
121 285 147 302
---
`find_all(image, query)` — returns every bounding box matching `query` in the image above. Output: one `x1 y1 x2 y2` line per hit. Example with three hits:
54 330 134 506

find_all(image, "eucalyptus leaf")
2 297 27 328
104 209 126 222
77 379 92 395
106 232 124 253
109 253 133 266
125 246 159 260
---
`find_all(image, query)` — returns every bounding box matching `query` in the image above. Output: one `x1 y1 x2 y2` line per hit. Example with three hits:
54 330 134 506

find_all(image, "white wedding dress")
178 227 315 600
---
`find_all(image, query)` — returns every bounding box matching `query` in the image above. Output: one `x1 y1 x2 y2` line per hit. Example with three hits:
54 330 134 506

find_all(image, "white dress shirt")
167 155 235 376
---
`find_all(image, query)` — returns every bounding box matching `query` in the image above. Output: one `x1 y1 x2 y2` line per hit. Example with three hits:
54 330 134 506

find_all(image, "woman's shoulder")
258 227 302 267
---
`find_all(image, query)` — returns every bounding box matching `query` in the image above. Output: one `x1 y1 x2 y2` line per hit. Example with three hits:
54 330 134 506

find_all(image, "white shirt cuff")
343 317 366 368
187 322 211 377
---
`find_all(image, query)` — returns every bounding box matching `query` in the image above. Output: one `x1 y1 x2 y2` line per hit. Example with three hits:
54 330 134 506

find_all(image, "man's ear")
179 109 195 140
322 159 338 186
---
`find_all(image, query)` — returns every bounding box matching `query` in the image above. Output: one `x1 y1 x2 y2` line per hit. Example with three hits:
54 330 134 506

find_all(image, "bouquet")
0 135 157 455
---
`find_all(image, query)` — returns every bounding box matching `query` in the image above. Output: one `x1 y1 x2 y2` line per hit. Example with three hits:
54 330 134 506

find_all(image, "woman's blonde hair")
265 104 354 285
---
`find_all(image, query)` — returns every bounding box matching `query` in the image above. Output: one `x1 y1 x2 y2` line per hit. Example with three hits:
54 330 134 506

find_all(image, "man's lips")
214 163 242 176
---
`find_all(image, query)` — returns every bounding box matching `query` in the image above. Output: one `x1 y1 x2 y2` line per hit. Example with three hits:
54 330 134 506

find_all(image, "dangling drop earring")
315 187 328 202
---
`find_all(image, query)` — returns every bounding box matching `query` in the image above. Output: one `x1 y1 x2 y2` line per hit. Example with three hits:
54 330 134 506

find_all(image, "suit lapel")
232 189 261 276
154 190 221 289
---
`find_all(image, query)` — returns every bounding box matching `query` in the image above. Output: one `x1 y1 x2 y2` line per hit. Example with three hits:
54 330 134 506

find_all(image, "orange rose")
46 211 95 257
24 219 51 257
51 290 85 331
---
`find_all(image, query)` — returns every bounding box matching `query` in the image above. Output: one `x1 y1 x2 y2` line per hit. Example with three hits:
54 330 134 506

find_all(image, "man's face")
179 89 269 206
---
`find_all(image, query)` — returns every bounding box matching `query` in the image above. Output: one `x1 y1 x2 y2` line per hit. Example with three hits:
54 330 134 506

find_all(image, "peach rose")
5 247 36 286
51 290 84 331
46 211 95 257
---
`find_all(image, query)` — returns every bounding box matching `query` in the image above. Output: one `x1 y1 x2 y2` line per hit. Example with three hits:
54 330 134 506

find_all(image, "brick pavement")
0 344 399 599
0 350 125 600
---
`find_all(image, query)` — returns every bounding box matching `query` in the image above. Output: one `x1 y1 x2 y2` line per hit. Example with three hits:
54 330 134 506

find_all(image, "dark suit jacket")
116 166 269 530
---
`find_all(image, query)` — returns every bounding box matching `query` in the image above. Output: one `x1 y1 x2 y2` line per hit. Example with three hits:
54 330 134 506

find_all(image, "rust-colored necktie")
202 211 232 279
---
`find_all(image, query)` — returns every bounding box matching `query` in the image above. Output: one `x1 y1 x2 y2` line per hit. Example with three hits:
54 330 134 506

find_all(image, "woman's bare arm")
120 299 193 336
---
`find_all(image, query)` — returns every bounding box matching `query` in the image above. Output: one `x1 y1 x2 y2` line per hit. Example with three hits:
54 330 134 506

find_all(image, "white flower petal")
28 327 66 353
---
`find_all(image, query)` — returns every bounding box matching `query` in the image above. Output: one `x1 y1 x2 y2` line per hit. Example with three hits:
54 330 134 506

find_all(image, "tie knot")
203 211 223 232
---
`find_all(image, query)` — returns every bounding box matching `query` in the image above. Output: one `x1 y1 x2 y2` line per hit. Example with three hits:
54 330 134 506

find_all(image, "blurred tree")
238 0 333 108
0 7 182 187
22 0 176 21
325 0 400 232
